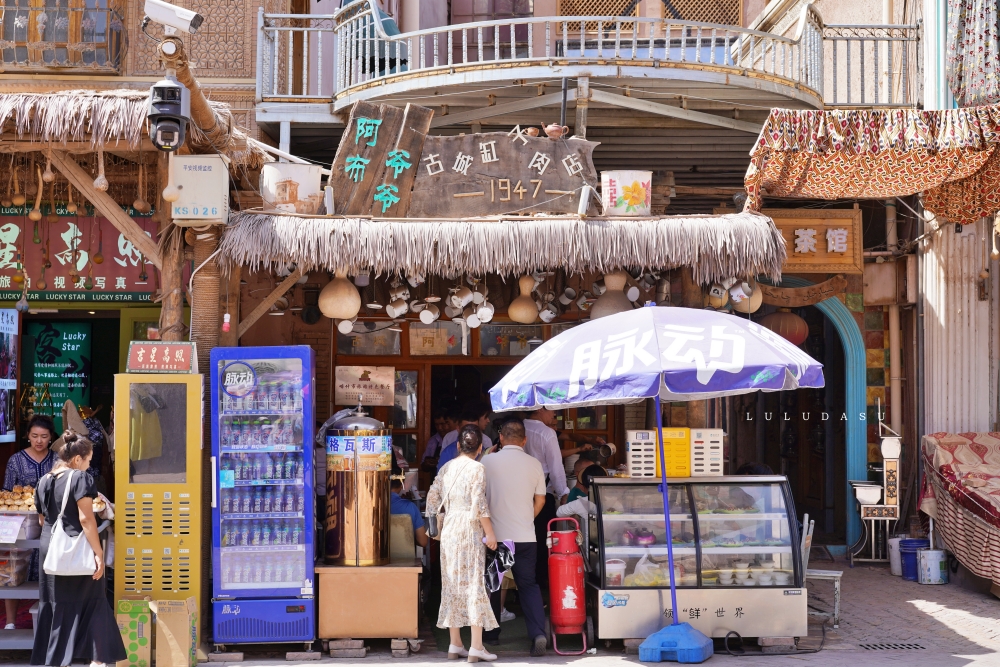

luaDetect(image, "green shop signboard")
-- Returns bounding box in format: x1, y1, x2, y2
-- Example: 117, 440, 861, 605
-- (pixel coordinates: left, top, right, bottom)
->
26, 322, 91, 433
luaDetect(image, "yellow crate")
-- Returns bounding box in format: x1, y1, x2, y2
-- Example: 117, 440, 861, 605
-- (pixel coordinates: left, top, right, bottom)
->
626, 428, 690, 478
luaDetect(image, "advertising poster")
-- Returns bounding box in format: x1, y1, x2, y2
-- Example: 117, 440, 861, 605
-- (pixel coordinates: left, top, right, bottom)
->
26, 321, 91, 433
0, 309, 17, 443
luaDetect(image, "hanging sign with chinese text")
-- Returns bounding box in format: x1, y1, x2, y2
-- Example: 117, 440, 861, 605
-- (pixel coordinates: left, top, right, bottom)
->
126, 341, 198, 373
716, 207, 863, 274
408, 130, 599, 217
0, 208, 158, 301
334, 365, 395, 406
26, 321, 90, 433
0, 309, 16, 443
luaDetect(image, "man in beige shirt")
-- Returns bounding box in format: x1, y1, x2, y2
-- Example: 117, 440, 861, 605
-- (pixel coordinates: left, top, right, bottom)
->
481, 420, 549, 656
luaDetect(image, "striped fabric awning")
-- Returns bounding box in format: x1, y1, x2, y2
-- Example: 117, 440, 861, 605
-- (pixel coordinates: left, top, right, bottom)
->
744, 106, 1000, 225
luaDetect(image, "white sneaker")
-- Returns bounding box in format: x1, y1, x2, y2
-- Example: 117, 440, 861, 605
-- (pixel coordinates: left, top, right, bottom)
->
500, 608, 516, 623
3, 623, 13, 630
468, 647, 497, 662
448, 644, 469, 659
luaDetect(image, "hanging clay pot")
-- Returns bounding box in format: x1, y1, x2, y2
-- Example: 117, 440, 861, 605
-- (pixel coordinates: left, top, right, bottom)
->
507, 275, 539, 324
318, 269, 362, 320
590, 271, 632, 319
28, 167, 44, 222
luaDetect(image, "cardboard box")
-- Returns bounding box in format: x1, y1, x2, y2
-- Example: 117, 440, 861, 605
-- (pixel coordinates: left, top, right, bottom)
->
116, 598, 152, 667
154, 597, 198, 667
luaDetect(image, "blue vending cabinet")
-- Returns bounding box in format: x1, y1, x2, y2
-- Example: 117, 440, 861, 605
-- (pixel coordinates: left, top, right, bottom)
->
210, 346, 316, 647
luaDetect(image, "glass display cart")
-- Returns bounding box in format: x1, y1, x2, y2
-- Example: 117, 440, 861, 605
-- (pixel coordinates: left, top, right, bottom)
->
587, 476, 806, 640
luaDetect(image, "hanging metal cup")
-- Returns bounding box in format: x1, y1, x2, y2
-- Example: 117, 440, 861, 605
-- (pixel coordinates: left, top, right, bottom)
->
419, 304, 440, 324
626, 285, 641, 302
464, 306, 482, 328
539, 303, 558, 323
559, 287, 577, 305
385, 299, 409, 318
592, 279, 606, 296
728, 281, 755, 304
444, 304, 462, 319
472, 285, 489, 305
410, 300, 427, 313
336, 317, 357, 334
451, 286, 474, 308
476, 300, 495, 323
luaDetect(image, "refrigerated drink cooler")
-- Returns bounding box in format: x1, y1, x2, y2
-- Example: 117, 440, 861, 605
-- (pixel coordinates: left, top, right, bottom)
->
210, 346, 316, 648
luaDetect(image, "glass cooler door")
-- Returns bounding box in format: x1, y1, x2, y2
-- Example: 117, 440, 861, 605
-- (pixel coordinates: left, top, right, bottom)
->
595, 482, 699, 588
692, 481, 798, 588
214, 355, 310, 597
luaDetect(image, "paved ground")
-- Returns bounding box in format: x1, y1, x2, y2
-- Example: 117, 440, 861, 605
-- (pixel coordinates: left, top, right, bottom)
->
2, 560, 998, 665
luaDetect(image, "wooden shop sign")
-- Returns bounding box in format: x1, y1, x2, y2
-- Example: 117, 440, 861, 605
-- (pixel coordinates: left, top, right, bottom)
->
717, 207, 863, 274
759, 275, 847, 307
329, 102, 599, 217
126, 341, 198, 373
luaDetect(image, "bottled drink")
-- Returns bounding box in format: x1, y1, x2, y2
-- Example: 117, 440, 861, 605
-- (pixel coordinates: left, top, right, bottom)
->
296, 489, 306, 514
251, 520, 262, 546
241, 556, 252, 583
262, 487, 274, 513
292, 558, 304, 583
273, 557, 285, 583
251, 454, 263, 481
222, 558, 232, 583
293, 453, 304, 480
278, 380, 291, 412
252, 487, 263, 513
253, 558, 264, 583
240, 488, 252, 514
268, 379, 281, 412
272, 453, 284, 480
239, 520, 251, 547
291, 521, 302, 545
284, 557, 296, 583
261, 520, 272, 546
276, 519, 289, 545
283, 488, 295, 513
233, 454, 244, 481
263, 555, 274, 583
263, 453, 274, 480
284, 453, 296, 481
221, 488, 231, 515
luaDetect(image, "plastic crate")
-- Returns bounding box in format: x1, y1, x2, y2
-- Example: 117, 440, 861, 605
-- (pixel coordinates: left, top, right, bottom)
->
626, 429, 690, 478
0, 548, 31, 587
690, 429, 724, 476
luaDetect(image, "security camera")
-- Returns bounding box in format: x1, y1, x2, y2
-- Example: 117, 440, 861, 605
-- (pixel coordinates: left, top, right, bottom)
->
148, 75, 190, 152
144, 0, 204, 35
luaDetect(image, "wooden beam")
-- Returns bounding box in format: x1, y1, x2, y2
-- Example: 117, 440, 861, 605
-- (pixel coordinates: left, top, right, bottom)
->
429, 90, 576, 128
0, 140, 156, 154
237, 268, 303, 339
588, 89, 763, 134
49, 150, 162, 269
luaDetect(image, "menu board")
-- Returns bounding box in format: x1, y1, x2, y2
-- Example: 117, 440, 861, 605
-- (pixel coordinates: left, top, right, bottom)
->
25, 321, 91, 433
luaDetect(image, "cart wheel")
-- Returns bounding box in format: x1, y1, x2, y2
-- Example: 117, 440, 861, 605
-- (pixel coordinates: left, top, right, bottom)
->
586, 616, 595, 649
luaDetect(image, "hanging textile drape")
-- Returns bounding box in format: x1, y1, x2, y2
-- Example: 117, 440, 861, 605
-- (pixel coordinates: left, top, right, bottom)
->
947, 0, 1000, 107
743, 106, 1000, 224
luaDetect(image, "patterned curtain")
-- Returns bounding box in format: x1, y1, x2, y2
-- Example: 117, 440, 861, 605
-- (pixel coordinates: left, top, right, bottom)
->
947, 0, 1000, 107
743, 106, 1000, 224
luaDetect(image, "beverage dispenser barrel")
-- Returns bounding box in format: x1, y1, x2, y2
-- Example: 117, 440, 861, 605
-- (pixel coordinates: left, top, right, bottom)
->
324, 406, 392, 566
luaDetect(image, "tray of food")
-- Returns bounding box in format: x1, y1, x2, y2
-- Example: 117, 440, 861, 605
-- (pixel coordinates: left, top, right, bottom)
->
0, 486, 36, 513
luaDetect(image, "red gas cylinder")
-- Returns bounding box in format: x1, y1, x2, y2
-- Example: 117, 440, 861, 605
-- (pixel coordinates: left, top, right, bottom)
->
546, 518, 588, 655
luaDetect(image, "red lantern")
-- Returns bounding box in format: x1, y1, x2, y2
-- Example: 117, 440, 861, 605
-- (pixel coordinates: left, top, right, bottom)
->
760, 308, 809, 346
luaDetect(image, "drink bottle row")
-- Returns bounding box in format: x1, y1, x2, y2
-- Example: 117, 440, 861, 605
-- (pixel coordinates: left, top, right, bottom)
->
221, 517, 306, 547
222, 377, 302, 414
221, 485, 307, 515
221, 552, 306, 586
221, 452, 304, 482
220, 417, 300, 449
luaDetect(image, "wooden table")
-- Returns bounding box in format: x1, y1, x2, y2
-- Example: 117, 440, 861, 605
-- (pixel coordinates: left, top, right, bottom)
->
315, 558, 422, 639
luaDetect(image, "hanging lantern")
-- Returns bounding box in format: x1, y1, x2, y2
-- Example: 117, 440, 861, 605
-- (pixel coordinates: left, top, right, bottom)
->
319, 269, 362, 320
760, 308, 809, 346
590, 271, 632, 319
507, 275, 539, 324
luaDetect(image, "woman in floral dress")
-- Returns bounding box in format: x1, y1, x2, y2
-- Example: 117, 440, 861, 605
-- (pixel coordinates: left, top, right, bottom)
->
426, 425, 499, 662
2, 415, 56, 630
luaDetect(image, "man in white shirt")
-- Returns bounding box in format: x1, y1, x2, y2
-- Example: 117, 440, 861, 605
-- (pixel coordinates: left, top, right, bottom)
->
481, 420, 548, 656
524, 408, 568, 587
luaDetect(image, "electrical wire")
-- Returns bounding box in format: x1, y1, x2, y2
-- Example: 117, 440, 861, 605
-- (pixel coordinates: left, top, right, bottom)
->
724, 622, 826, 656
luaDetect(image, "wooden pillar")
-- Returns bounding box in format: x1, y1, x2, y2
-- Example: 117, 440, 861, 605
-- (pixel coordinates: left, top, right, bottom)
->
679, 266, 706, 428
155, 152, 186, 341
575, 77, 589, 139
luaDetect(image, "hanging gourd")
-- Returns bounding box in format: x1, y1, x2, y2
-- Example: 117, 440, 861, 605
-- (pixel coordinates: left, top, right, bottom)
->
507, 275, 539, 324
92, 224, 104, 265
42, 154, 54, 183
66, 182, 78, 214
46, 181, 59, 224
133, 162, 151, 214
93, 148, 109, 192
28, 167, 44, 222
590, 271, 632, 319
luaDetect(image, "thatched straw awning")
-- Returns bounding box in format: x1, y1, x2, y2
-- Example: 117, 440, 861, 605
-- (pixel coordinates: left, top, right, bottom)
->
221, 211, 787, 283
0, 90, 271, 169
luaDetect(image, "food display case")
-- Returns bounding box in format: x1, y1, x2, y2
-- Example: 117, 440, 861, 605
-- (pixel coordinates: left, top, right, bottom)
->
588, 476, 806, 640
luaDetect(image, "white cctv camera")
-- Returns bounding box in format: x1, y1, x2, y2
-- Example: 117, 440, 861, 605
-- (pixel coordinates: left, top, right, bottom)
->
144, 0, 204, 35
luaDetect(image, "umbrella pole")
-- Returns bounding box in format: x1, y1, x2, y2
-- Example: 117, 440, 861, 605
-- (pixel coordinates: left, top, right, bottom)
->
655, 394, 679, 625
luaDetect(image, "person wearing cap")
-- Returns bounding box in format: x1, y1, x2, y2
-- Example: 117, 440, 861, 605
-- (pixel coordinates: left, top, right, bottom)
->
523, 407, 569, 588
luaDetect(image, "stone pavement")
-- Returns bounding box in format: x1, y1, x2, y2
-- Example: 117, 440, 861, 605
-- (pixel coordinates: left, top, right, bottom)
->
1, 561, 997, 666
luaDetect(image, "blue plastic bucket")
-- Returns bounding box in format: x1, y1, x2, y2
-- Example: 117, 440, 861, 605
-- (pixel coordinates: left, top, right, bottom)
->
899, 538, 929, 581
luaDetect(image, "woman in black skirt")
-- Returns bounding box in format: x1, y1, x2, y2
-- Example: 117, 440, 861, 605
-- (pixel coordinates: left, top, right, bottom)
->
31, 431, 126, 667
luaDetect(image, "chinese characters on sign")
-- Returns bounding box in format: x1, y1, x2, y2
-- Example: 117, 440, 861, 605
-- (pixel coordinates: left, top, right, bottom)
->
126, 342, 198, 373
326, 433, 392, 472
715, 207, 864, 274
0, 309, 16, 443
334, 365, 395, 406
0, 212, 160, 301
26, 321, 91, 433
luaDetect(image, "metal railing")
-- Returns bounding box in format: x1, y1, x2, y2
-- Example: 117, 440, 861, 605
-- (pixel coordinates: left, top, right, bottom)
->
258, 2, 824, 106
0, 6, 126, 73
256, 2, 921, 109
823, 23, 921, 107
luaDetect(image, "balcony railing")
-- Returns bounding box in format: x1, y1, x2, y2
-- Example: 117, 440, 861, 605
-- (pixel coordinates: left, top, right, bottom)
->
256, 2, 921, 110
823, 23, 921, 107
0, 6, 126, 73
